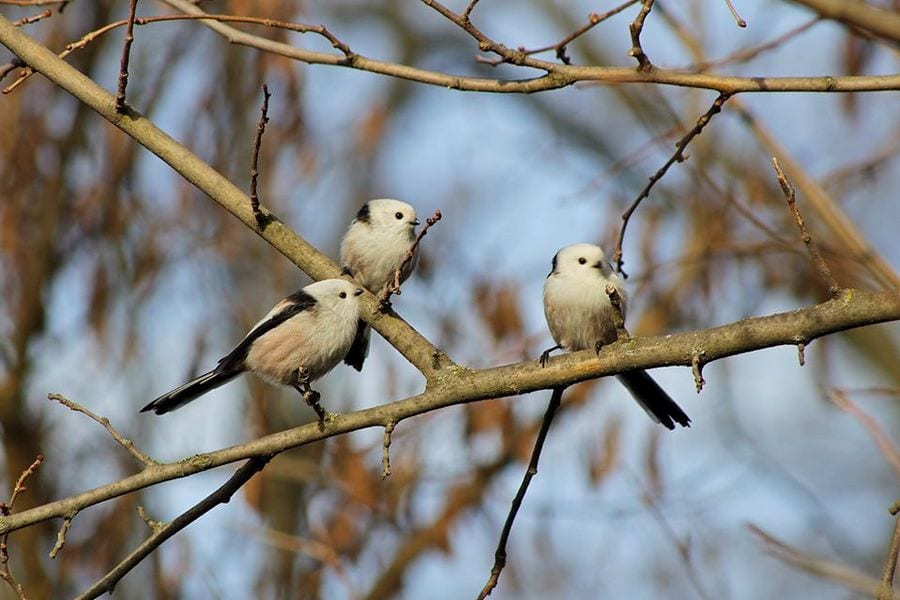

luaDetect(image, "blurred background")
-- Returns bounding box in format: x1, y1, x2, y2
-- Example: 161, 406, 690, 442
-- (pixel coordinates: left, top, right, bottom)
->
1, 0, 898, 598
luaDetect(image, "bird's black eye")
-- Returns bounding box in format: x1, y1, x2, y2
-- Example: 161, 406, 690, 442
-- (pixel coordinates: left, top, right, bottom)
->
395, 212, 403, 220
339, 292, 347, 299
578, 257, 587, 265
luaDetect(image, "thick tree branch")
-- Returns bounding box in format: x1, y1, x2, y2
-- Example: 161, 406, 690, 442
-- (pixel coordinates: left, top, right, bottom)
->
1, 288, 897, 536
0, 13, 451, 379
789, 0, 900, 45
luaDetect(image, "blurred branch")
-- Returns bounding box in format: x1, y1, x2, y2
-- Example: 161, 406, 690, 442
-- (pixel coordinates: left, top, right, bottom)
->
788, 0, 900, 45
748, 524, 893, 598
138, 1, 900, 94
76, 456, 271, 600
735, 100, 900, 291
1, 288, 898, 537
827, 389, 900, 477
477, 387, 563, 600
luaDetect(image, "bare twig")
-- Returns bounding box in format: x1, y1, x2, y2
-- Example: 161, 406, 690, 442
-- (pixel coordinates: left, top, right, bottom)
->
879, 516, 900, 600
772, 157, 842, 297
722, 0, 747, 28
461, 0, 481, 22
692, 18, 820, 72
115, 0, 139, 113
48, 516, 73, 559
796, 342, 806, 366
613, 92, 732, 275
48, 393, 156, 466
827, 389, 900, 477
378, 209, 442, 308
748, 524, 891, 597
381, 420, 396, 479
0, 454, 43, 600
628, 0, 656, 71
12, 9, 51, 27
477, 1, 639, 66
249, 84, 271, 228
477, 387, 563, 599
637, 474, 713, 600
75, 456, 272, 600
3, 11, 354, 94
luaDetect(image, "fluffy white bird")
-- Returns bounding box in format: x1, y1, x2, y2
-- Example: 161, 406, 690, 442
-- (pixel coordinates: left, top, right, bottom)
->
142, 278, 364, 417
340, 199, 419, 370
542, 243, 690, 430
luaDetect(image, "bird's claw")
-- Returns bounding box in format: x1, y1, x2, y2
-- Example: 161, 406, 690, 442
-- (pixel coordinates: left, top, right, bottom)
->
539, 350, 551, 368
594, 340, 604, 355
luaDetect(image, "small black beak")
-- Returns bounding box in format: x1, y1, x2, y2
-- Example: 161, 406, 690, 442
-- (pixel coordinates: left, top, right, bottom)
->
354, 288, 364, 297
593, 261, 604, 270
412, 218, 420, 226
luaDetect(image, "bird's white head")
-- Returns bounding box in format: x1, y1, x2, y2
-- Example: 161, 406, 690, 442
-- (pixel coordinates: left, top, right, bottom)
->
305, 279, 364, 312
548, 243, 614, 278
357, 199, 419, 234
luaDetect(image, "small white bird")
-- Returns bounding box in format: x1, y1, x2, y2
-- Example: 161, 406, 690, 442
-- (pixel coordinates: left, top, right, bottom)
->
142, 278, 364, 418
542, 243, 690, 430
340, 199, 420, 370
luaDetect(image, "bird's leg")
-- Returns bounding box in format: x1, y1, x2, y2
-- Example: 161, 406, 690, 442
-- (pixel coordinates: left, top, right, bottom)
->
594, 340, 605, 355
293, 367, 333, 427
340, 265, 353, 277
539, 345, 561, 368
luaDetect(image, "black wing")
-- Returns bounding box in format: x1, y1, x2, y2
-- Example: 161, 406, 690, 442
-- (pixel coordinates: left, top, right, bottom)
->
215, 289, 318, 374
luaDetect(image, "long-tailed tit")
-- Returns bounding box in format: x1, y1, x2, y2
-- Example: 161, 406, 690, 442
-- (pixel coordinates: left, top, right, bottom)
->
142, 278, 364, 418
339, 199, 419, 370
541, 243, 691, 430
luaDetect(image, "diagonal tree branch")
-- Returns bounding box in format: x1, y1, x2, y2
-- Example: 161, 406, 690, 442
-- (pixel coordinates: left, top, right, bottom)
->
0, 13, 452, 380
788, 0, 900, 45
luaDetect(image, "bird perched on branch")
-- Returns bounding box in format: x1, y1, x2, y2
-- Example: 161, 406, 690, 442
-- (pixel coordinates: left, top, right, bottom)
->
142, 278, 364, 421
340, 198, 420, 370
541, 243, 691, 430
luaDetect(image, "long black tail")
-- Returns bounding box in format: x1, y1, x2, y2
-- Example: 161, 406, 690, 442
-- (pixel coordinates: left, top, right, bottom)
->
616, 370, 691, 430
343, 319, 371, 371
141, 368, 241, 415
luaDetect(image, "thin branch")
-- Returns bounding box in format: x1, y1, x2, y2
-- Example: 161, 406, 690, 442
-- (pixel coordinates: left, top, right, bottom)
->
48, 516, 73, 559
879, 516, 900, 600
628, 0, 656, 71
378, 209, 442, 308
12, 9, 50, 27
3, 11, 355, 94
48, 393, 157, 466
75, 457, 271, 600
691, 17, 820, 72
772, 157, 842, 297
249, 84, 271, 228
115, 0, 139, 112
827, 389, 900, 477
789, 0, 900, 46
477, 1, 639, 66
0, 454, 43, 600
722, 0, 747, 28
748, 524, 891, 597
734, 100, 899, 291
477, 387, 563, 600
613, 92, 732, 276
